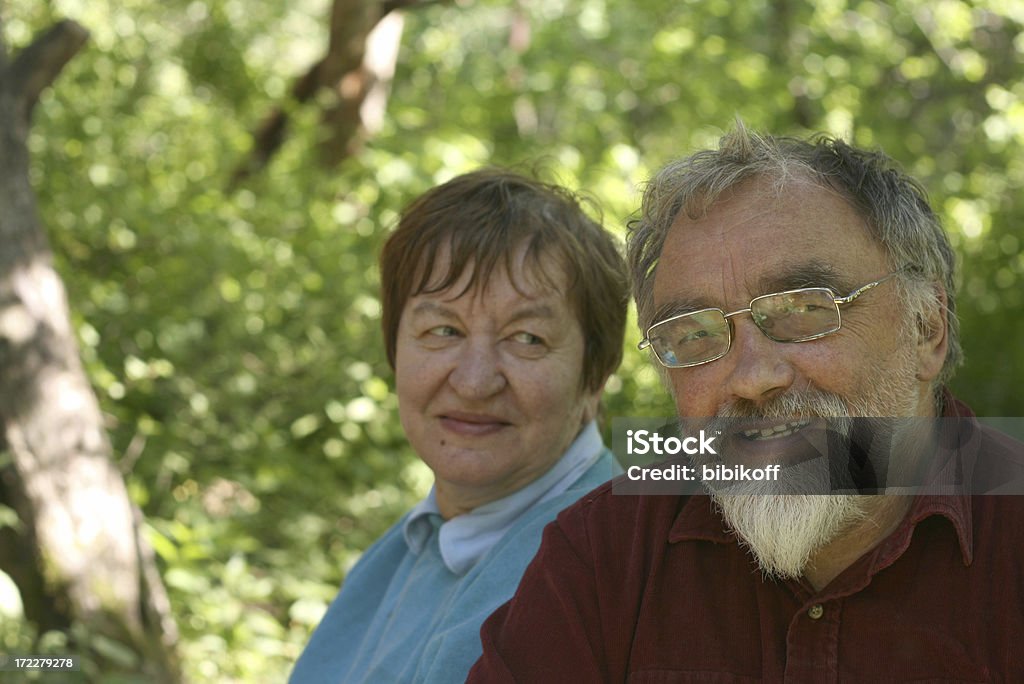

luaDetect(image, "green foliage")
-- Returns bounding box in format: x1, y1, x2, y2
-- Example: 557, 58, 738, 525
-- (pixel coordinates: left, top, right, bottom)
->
3, 0, 1023, 679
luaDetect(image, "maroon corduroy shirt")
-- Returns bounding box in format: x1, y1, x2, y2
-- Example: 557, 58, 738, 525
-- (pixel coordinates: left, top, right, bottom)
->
469, 397, 1024, 682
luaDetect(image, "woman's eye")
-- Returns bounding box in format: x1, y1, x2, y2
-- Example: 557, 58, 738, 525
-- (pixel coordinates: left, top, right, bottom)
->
512, 332, 543, 345
427, 325, 459, 337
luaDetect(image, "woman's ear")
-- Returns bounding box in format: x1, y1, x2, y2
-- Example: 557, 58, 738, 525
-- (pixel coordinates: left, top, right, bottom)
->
580, 387, 604, 425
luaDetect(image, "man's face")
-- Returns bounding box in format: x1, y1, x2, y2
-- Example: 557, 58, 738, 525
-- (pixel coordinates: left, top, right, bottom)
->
650, 177, 936, 578
652, 177, 934, 422
395, 247, 600, 518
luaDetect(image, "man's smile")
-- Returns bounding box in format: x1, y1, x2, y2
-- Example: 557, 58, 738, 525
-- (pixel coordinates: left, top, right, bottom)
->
739, 419, 811, 441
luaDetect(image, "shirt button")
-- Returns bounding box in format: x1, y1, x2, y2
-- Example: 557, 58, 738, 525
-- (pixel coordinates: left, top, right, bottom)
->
807, 604, 824, 620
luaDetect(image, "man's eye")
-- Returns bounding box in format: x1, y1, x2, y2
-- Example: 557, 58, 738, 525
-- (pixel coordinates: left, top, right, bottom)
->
682, 329, 711, 342
511, 332, 543, 345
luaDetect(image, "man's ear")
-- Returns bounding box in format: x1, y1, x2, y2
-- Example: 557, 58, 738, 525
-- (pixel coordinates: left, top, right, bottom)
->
916, 285, 948, 382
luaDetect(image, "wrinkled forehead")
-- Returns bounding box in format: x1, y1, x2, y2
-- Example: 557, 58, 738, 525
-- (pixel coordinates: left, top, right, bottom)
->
653, 177, 888, 309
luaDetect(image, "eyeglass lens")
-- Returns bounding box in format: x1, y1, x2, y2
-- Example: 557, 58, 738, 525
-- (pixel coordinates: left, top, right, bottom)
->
750, 288, 839, 341
650, 289, 841, 367
649, 309, 730, 366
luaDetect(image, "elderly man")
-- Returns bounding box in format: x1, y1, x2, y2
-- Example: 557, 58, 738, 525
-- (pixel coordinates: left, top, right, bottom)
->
469, 127, 1024, 681
290, 169, 627, 682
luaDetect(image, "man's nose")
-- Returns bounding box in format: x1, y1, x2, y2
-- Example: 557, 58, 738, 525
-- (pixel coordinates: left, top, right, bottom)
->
721, 316, 796, 404
448, 341, 506, 399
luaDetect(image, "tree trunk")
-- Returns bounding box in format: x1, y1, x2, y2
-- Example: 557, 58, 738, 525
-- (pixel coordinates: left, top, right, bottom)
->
0, 18, 180, 682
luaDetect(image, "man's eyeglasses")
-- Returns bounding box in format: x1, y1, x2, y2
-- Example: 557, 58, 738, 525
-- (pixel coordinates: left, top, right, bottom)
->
638, 271, 907, 368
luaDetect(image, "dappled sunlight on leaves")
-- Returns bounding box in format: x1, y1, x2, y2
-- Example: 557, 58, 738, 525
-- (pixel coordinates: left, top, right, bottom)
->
4, 0, 1023, 678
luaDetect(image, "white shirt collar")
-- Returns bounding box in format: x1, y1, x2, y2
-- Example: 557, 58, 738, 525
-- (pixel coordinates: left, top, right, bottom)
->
402, 420, 604, 575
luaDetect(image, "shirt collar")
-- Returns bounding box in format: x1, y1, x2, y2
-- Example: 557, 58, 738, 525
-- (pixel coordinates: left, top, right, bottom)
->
402, 420, 605, 575
885, 493, 972, 566
403, 489, 443, 556
668, 495, 732, 545
908, 389, 975, 566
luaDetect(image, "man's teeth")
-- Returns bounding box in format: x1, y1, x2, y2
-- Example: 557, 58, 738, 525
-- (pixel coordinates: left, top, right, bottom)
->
741, 420, 810, 440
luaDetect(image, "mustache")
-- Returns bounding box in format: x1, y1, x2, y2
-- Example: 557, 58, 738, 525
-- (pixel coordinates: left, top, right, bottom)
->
720, 391, 849, 419
701, 391, 852, 435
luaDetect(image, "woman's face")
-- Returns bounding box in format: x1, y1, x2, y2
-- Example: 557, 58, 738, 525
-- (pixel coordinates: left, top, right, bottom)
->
394, 248, 601, 518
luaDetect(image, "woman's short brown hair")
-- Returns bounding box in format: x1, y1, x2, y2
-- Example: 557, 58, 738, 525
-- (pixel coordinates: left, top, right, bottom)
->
380, 168, 628, 393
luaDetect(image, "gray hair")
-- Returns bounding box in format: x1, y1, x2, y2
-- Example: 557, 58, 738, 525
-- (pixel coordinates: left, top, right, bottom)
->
627, 122, 962, 385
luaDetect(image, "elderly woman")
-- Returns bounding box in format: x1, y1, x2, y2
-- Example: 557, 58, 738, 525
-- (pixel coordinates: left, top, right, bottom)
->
290, 169, 628, 682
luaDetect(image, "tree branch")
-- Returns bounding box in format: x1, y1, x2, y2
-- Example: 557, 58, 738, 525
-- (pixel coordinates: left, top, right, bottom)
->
231, 0, 456, 186
229, 57, 328, 187
10, 20, 89, 122
769, 0, 813, 129
382, 0, 451, 13
0, 16, 10, 72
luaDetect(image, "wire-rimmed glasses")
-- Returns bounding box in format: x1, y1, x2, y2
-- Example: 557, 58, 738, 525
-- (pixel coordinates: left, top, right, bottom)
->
638, 271, 906, 368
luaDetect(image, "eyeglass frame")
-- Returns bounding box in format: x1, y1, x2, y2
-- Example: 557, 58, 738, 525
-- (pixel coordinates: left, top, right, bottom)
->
638, 269, 910, 368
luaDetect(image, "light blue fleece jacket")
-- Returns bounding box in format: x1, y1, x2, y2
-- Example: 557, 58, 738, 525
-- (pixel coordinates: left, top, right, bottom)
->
290, 422, 618, 683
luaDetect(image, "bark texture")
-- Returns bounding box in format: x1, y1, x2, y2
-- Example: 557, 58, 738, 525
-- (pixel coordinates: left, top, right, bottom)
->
0, 18, 180, 682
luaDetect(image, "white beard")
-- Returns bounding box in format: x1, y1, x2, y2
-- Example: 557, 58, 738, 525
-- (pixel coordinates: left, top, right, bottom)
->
713, 493, 866, 579
700, 336, 922, 580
